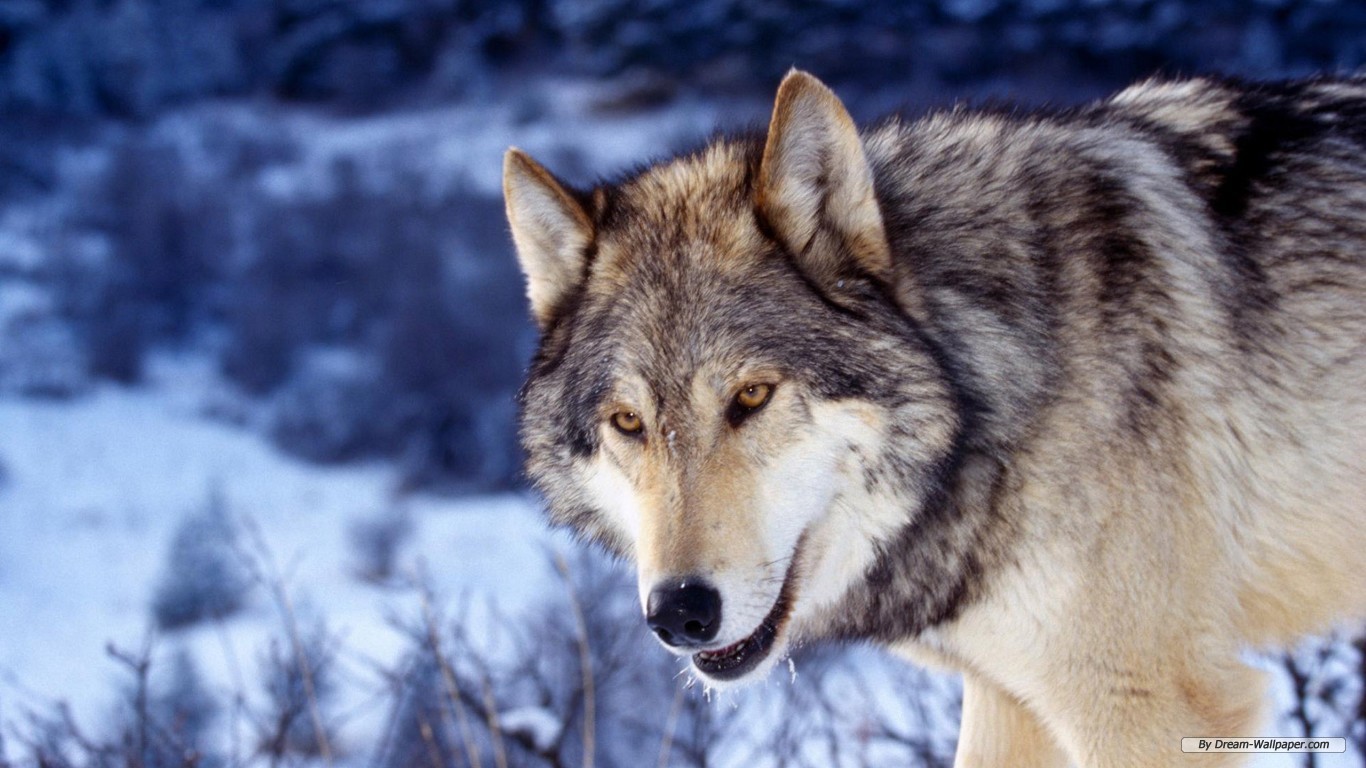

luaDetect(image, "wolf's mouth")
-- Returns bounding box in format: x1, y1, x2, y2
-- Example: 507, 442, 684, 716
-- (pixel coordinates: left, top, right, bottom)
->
691, 545, 802, 681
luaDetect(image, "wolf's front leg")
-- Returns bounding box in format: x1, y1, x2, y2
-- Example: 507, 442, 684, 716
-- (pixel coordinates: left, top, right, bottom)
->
1043, 656, 1269, 768
955, 673, 1070, 768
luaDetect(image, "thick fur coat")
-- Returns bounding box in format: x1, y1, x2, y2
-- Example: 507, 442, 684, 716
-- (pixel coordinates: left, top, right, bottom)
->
504, 71, 1366, 767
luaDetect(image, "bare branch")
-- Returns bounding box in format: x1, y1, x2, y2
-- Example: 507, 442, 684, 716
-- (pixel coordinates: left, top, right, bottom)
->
554, 552, 596, 768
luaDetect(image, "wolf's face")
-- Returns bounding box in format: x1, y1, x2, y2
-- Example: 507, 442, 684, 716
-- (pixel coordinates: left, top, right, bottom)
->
506, 72, 960, 685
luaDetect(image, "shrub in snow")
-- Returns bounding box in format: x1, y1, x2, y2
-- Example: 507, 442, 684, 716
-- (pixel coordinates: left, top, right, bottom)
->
111, 647, 223, 768
363, 549, 968, 768
347, 502, 413, 585
52, 135, 239, 387
151, 649, 219, 762
152, 488, 251, 630
97, 641, 227, 768
0, 113, 63, 199
269, 348, 387, 463
375, 195, 531, 490
84, 138, 222, 343
258, 624, 337, 760
83, 282, 147, 385
7, 0, 1366, 123
392, 402, 493, 492
0, 283, 89, 398
218, 284, 296, 396
374, 646, 465, 768
234, 162, 531, 489
8, 705, 76, 766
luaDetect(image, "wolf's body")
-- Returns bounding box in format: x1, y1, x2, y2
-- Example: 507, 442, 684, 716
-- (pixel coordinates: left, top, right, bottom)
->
503, 72, 1366, 767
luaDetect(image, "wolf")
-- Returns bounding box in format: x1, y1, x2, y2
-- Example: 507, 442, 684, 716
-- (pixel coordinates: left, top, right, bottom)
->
502, 70, 1366, 767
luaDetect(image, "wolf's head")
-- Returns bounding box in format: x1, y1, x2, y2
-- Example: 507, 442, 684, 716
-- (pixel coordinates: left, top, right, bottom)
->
504, 71, 962, 685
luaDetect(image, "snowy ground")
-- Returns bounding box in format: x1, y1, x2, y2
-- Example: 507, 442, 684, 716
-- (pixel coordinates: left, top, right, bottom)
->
0, 354, 570, 760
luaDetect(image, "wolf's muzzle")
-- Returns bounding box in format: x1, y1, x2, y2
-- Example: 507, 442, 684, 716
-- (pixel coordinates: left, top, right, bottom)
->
646, 580, 722, 648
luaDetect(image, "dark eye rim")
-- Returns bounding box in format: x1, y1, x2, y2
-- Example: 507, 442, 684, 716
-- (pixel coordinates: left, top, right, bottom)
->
727, 383, 774, 427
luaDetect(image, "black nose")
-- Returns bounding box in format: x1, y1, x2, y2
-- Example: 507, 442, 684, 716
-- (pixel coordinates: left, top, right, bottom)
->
646, 581, 722, 648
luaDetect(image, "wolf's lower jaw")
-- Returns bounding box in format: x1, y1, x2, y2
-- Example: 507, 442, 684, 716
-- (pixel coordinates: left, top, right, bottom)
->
690, 543, 804, 683
691, 595, 788, 681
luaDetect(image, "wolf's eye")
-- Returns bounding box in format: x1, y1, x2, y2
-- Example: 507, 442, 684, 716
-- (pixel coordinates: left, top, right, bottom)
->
736, 384, 772, 409
728, 383, 773, 426
611, 410, 644, 436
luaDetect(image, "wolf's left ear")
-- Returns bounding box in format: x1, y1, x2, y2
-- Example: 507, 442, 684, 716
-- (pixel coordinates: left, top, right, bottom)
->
504, 148, 595, 329
757, 70, 891, 286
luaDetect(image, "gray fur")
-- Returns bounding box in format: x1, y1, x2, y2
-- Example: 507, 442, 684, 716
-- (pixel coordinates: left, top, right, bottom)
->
509, 73, 1366, 766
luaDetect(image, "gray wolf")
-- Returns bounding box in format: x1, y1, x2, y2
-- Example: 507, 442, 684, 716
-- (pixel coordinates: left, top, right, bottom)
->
502, 70, 1366, 767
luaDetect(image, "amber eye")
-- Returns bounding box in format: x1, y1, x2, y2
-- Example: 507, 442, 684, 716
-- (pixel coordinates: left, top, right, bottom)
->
611, 410, 644, 436
736, 383, 772, 410
728, 383, 773, 426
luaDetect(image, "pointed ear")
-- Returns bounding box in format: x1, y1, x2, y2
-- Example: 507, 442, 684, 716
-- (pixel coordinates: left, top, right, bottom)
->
503, 148, 594, 328
757, 70, 891, 285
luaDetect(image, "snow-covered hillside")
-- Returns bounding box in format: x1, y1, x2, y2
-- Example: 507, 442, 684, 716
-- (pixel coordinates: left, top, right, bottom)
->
0, 354, 566, 760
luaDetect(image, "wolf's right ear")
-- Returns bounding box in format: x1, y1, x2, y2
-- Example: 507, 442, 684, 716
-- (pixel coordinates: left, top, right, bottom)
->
504, 148, 594, 329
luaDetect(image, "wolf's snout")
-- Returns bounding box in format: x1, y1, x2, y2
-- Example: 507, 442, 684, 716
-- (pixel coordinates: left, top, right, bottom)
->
646, 581, 722, 648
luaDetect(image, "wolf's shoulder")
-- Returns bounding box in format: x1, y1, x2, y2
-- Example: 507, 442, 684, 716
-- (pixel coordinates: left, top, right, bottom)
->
865, 73, 1366, 154
862, 74, 1366, 221
1105, 74, 1366, 220
1104, 74, 1366, 149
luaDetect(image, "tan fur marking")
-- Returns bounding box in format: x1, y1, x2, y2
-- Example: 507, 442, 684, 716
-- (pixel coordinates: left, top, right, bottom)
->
587, 142, 766, 296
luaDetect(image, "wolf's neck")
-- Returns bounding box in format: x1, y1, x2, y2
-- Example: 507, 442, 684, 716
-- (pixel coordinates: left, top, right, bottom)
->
864, 125, 1071, 453
884, 250, 1060, 456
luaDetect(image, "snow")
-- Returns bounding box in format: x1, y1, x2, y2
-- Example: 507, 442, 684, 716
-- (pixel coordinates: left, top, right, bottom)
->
498, 705, 562, 753
0, 353, 566, 755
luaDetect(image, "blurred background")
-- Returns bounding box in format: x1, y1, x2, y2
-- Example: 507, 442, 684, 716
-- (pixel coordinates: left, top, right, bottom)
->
0, 1, 1363, 766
